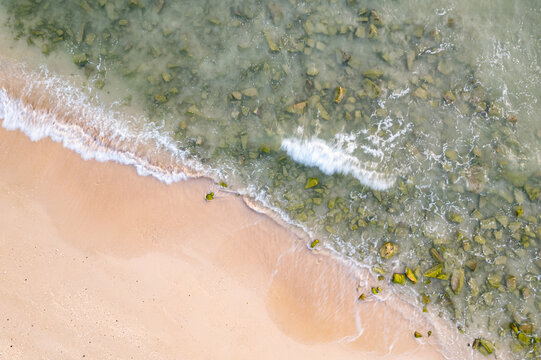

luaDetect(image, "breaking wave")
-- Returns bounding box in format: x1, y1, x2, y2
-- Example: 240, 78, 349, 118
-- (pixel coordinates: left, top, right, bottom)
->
0, 60, 195, 184
281, 137, 396, 191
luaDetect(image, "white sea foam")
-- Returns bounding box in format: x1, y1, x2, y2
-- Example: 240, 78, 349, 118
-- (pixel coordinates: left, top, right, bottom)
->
280, 137, 396, 191
0, 62, 213, 184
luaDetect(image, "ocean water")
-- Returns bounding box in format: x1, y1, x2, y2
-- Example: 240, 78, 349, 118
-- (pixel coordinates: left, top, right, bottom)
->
0, 0, 540, 358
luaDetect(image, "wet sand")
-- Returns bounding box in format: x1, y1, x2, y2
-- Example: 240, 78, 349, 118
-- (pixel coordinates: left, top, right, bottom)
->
0, 125, 459, 359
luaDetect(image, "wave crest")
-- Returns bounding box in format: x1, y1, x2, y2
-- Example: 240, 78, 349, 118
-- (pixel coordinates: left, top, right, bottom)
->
280, 137, 396, 191
0, 59, 193, 183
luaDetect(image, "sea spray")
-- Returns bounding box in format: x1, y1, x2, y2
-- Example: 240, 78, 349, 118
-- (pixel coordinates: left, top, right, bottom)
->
281, 137, 396, 191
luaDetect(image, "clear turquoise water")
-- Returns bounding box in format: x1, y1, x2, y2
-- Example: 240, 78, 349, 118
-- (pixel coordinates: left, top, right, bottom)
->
0, 0, 540, 358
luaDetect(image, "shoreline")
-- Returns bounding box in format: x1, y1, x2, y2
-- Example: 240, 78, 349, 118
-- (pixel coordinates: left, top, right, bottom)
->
0, 55, 487, 359
0, 124, 460, 359
0, 0, 535, 354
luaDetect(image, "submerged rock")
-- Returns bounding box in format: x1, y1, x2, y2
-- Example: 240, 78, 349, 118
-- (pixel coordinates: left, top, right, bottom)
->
242, 87, 259, 98
466, 166, 487, 193
370, 10, 383, 27
507, 114, 518, 123
354, 26, 365, 38
306, 64, 319, 76
412, 87, 429, 100
519, 324, 534, 334
154, 93, 167, 104
153, 0, 165, 13
363, 79, 381, 98
444, 149, 458, 161
267, 2, 283, 25
406, 51, 415, 71
430, 248, 443, 263
305, 177, 319, 189
443, 91, 456, 104
448, 211, 463, 224
230, 91, 242, 101
423, 263, 443, 278
286, 101, 307, 114
362, 69, 383, 80
480, 218, 497, 230
315, 103, 331, 120
334, 86, 346, 103
502, 169, 527, 187
487, 273, 502, 288
451, 269, 464, 294
73, 53, 88, 67
367, 24, 378, 38
524, 184, 540, 201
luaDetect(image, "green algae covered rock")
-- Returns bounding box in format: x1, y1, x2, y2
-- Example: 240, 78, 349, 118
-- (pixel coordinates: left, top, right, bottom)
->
448, 211, 463, 224
392, 273, 406, 285
310, 239, 319, 248
334, 86, 346, 103
154, 93, 167, 104
305, 177, 319, 189
473, 338, 494, 355
518, 333, 532, 345
423, 263, 443, 278
367, 23, 378, 38
487, 273, 502, 288
379, 242, 398, 259
205, 192, 214, 201
363, 79, 381, 98
443, 91, 456, 103
362, 69, 383, 80
524, 184, 540, 201
430, 248, 443, 263
444, 149, 458, 161
406, 267, 418, 284
264, 30, 279, 52
73, 53, 88, 67
465, 259, 478, 271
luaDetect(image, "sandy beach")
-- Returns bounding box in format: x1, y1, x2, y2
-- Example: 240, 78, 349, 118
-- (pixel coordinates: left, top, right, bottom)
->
0, 125, 457, 359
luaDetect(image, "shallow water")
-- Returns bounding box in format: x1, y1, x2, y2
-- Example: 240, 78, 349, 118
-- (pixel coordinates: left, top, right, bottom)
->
0, 0, 540, 358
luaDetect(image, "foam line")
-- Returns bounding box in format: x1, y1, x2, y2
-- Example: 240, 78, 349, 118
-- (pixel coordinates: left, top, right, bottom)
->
0, 61, 199, 184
